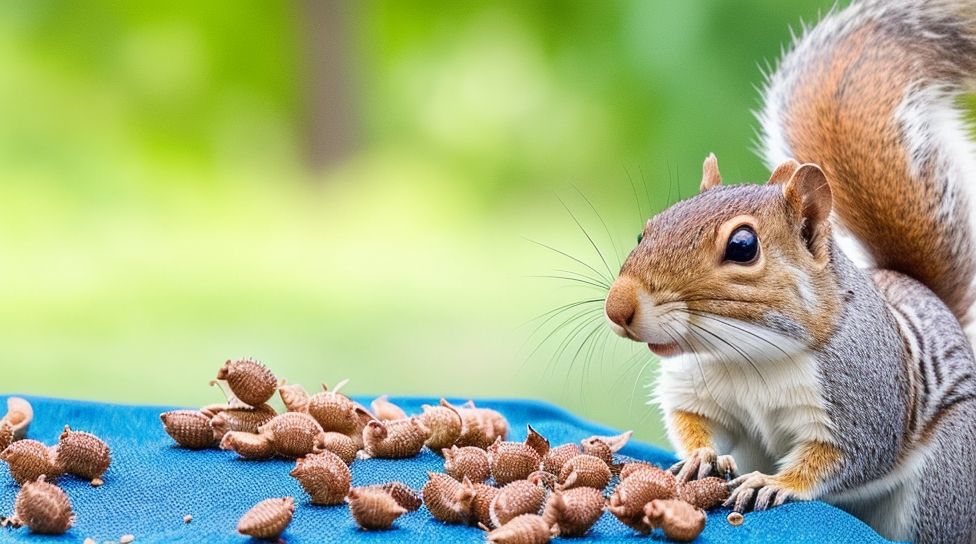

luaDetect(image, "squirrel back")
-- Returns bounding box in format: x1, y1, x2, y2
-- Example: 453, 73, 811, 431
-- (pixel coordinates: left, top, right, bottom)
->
759, 0, 976, 333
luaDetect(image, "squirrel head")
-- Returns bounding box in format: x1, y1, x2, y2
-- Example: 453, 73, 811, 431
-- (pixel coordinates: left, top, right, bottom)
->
605, 155, 840, 356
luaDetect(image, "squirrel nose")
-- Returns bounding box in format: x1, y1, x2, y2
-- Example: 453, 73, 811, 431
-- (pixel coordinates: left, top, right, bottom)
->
605, 276, 640, 330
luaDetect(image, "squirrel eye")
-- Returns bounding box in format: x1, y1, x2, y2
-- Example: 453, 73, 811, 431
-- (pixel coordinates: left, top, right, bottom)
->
724, 226, 759, 264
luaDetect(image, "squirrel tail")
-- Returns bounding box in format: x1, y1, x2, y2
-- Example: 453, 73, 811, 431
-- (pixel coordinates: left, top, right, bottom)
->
759, 0, 976, 334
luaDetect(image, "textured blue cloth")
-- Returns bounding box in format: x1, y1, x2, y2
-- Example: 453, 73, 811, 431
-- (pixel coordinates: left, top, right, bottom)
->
0, 395, 895, 543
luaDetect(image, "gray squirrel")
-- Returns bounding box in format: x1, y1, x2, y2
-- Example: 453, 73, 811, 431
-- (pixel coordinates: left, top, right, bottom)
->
603, 1, 976, 542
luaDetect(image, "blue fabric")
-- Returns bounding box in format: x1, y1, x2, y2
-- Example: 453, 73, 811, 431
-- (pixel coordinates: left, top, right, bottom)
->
0, 395, 895, 543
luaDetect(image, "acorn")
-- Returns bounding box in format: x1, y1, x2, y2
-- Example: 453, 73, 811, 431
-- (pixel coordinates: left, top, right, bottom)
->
0, 421, 13, 453
541, 443, 581, 475
420, 400, 463, 452
489, 440, 542, 485
422, 472, 477, 525
456, 402, 508, 449
307, 382, 359, 435
527, 470, 558, 491
3, 397, 33, 441
362, 418, 430, 459
210, 404, 277, 440
347, 402, 375, 449
160, 410, 215, 450
259, 412, 323, 458
583, 430, 632, 454
199, 403, 231, 419
558, 454, 610, 490
524, 425, 550, 458
216, 358, 278, 407
472, 483, 500, 528
290, 451, 351, 505
443, 445, 491, 483
608, 467, 677, 533
370, 395, 408, 421
643, 499, 706, 542
14, 476, 73, 534
618, 461, 660, 481
579, 437, 613, 465
367, 481, 422, 512
542, 487, 604, 537
278, 383, 310, 413
678, 476, 730, 510
316, 431, 358, 465
347, 487, 407, 530
1, 439, 61, 484
490, 480, 546, 528
237, 497, 294, 540
486, 514, 554, 544
56, 426, 111, 481
219, 431, 275, 460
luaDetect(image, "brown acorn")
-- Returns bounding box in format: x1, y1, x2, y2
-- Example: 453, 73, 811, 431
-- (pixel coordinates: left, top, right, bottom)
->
583, 430, 632, 454
14, 476, 73, 534
643, 499, 706, 542
489, 440, 542, 485
316, 432, 358, 465
421, 472, 477, 525
370, 395, 407, 421
366, 481, 422, 512
607, 467, 677, 533
307, 382, 359, 435
347, 402, 375, 449
219, 431, 275, 460
1, 439, 61, 484
237, 497, 294, 540
259, 412, 324, 458
347, 487, 407, 530
558, 454, 611, 490
579, 437, 613, 465
541, 443, 581, 475
420, 400, 463, 452
56, 426, 111, 480
362, 418, 430, 459
542, 487, 604, 537
3, 397, 33, 440
526, 470, 558, 491
524, 425, 550, 458
210, 404, 277, 440
216, 358, 278, 407
678, 476, 730, 510
489, 480, 545, 528
0, 421, 13, 453
290, 451, 351, 505
472, 483, 500, 528
486, 513, 554, 544
278, 383, 310, 413
455, 402, 508, 449
618, 461, 659, 481
160, 410, 215, 450
199, 403, 231, 419
443, 446, 490, 483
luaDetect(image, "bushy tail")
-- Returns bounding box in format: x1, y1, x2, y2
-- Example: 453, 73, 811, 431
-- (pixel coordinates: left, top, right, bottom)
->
759, 0, 976, 333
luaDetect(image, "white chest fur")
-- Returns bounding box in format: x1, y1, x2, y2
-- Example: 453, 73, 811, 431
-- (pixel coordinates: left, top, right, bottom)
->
653, 318, 836, 466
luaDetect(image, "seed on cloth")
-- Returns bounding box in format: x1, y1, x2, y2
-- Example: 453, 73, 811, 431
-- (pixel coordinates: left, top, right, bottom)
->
119, 534, 135, 543
290, 451, 351, 505
541, 443, 581, 475
259, 412, 323, 459
583, 430, 632, 453
366, 481, 422, 512
727, 511, 744, 526
455, 402, 508, 449
315, 432, 358, 465
14, 476, 73, 534
56, 426, 112, 481
526, 470, 558, 491
579, 437, 613, 465
642, 499, 706, 542
485, 513, 554, 544
183, 515, 193, 523
542, 487, 604, 537
558, 454, 610, 490
160, 410, 215, 450
210, 404, 277, 440
237, 497, 294, 540
420, 400, 463, 452
618, 461, 660, 481
489, 480, 546, 528
1, 439, 62, 484
422, 472, 478, 525
678, 476, 730, 510
370, 395, 407, 421
216, 358, 278, 407
472, 483, 500, 528
0, 422, 13, 453
347, 487, 407, 530
443, 445, 491, 483
524, 425, 550, 458
608, 466, 677, 533
362, 418, 430, 459
307, 382, 360, 435
278, 383, 310, 413
489, 440, 541, 485
2, 397, 33, 441
219, 431, 275, 460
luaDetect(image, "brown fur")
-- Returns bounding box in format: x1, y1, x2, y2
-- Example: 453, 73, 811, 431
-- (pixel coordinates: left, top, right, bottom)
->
669, 410, 713, 452
775, 442, 842, 494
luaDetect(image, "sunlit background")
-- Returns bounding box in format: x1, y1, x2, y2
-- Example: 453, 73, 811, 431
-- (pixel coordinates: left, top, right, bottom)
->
2, 0, 837, 446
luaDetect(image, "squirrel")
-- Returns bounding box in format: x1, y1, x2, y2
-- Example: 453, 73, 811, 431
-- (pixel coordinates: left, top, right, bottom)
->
603, 1, 976, 542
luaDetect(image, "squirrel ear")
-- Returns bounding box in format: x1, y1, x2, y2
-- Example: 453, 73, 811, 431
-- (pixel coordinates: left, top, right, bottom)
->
699, 153, 722, 192
782, 163, 832, 260
767, 158, 801, 185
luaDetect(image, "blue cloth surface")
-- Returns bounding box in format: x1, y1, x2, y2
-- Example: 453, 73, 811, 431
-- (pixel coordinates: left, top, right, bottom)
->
0, 395, 895, 543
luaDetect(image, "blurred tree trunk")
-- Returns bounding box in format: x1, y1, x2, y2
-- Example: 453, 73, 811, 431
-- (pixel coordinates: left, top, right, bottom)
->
299, 0, 358, 172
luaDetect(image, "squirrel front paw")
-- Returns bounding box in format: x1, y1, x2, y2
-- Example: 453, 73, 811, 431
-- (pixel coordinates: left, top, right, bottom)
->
669, 447, 738, 482
724, 472, 796, 512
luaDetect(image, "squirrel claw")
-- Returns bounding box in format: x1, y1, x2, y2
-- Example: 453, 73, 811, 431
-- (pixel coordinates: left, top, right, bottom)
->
670, 448, 738, 483
725, 472, 794, 512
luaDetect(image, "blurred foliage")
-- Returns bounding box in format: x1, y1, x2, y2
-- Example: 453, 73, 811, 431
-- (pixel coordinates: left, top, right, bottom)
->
2, 0, 840, 445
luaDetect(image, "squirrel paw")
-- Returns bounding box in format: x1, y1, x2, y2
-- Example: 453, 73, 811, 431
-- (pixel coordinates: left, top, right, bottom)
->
724, 472, 794, 512
669, 447, 738, 483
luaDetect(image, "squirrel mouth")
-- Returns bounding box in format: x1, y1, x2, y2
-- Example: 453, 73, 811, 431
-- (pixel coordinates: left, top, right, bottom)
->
648, 342, 682, 357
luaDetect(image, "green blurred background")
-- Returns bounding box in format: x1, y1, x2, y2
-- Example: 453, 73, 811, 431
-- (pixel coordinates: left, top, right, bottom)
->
1, 0, 838, 446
